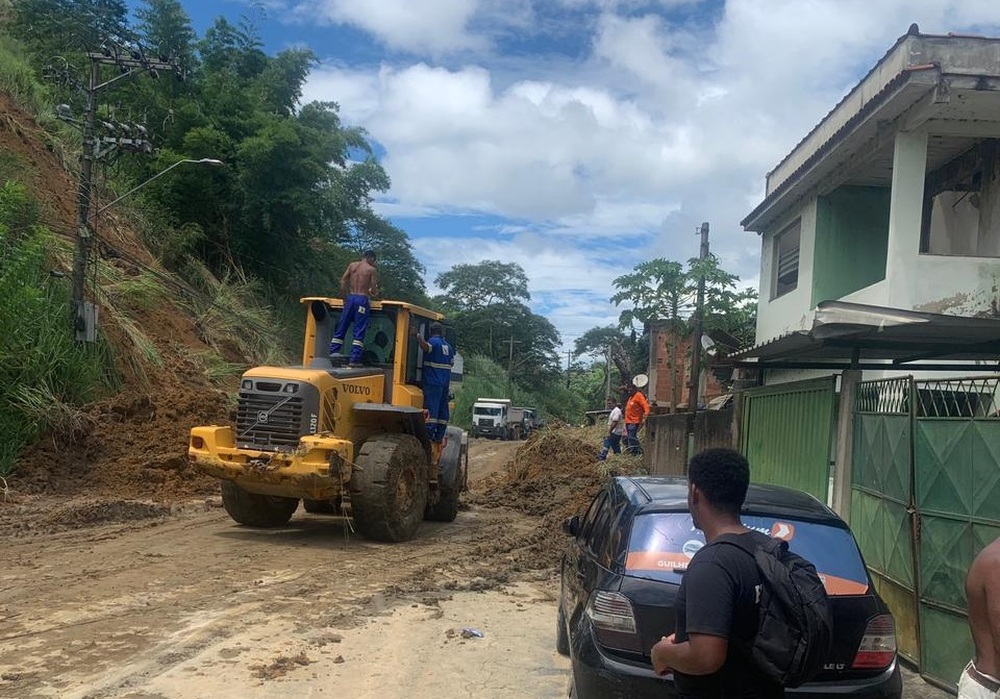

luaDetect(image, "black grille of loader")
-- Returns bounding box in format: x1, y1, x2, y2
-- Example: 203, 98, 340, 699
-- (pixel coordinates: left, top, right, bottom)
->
236, 388, 305, 450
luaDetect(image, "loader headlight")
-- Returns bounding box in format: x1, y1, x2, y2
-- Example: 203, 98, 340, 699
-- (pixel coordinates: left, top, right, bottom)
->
283, 383, 299, 394
241, 379, 252, 390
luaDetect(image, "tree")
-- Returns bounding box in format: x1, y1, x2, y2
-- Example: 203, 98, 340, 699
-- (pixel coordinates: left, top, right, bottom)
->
136, 0, 195, 67
611, 255, 757, 407
611, 255, 756, 348
435, 260, 529, 312
434, 261, 561, 392
8, 1, 433, 358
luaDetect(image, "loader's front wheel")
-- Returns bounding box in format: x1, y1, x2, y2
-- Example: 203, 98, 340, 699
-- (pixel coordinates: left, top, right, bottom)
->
220, 481, 299, 527
350, 434, 429, 542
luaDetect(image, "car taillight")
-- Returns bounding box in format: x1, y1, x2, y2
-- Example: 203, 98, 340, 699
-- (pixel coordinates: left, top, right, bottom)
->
586, 591, 636, 634
852, 615, 896, 669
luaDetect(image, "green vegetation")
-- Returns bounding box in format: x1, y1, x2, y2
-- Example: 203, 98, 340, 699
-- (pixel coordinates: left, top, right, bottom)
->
0, 1, 755, 474
0, 182, 115, 475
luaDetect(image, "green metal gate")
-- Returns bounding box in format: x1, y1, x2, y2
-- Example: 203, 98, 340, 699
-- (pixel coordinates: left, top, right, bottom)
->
740, 377, 836, 501
851, 376, 1000, 691
913, 377, 1000, 689
850, 377, 918, 663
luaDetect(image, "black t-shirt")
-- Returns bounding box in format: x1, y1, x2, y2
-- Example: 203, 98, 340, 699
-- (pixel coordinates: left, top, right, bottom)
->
673, 531, 784, 699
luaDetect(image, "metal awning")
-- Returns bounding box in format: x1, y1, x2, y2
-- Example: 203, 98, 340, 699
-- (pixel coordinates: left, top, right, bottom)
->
725, 301, 1000, 371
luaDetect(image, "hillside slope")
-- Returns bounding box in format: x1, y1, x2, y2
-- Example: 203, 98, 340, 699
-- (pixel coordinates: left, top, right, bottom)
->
2, 93, 237, 499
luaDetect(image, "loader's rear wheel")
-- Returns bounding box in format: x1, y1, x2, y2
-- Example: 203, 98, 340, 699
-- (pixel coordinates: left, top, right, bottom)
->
350, 434, 428, 542
220, 481, 299, 527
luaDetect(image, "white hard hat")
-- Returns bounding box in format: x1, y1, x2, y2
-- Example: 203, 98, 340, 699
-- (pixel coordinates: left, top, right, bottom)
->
632, 374, 649, 388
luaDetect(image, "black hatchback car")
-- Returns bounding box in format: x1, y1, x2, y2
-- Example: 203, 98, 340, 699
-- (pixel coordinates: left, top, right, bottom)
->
558, 476, 902, 699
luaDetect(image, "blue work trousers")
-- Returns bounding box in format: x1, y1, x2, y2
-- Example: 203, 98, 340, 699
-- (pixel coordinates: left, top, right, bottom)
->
599, 433, 622, 460
329, 294, 370, 363
424, 383, 450, 443
625, 423, 643, 456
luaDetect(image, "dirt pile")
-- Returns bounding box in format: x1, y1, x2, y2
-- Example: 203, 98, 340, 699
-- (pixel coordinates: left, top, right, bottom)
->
1, 94, 240, 501
470, 425, 646, 572
16, 381, 230, 499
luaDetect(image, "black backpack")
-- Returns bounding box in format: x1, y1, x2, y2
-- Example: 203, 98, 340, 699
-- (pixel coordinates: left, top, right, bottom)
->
717, 534, 834, 688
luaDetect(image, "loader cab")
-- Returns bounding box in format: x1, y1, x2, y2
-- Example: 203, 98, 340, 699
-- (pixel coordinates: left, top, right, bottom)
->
299, 297, 454, 409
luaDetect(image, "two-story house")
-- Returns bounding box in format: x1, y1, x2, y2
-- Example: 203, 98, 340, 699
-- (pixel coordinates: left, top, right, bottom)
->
730, 26, 1000, 689
744, 25, 1000, 366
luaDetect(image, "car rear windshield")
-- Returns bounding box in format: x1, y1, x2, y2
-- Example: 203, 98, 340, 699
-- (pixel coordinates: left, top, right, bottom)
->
626, 513, 869, 596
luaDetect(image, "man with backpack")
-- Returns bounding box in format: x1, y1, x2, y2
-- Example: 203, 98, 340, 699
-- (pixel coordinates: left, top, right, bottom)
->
651, 448, 831, 698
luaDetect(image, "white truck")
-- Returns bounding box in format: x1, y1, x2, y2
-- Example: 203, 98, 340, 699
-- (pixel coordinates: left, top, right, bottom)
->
472, 400, 539, 440
471, 398, 513, 439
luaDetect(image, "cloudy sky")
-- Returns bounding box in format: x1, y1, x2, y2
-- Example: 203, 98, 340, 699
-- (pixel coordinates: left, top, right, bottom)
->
165, 0, 1000, 354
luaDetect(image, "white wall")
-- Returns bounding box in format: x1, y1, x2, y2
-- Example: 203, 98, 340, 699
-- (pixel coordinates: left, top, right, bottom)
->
755, 200, 818, 345
755, 131, 1000, 388
885, 132, 1000, 316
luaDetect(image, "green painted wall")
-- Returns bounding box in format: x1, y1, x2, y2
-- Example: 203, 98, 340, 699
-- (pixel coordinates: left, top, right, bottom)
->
812, 186, 890, 307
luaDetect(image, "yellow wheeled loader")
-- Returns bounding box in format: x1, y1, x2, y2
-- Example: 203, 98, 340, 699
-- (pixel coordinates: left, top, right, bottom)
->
188, 298, 468, 542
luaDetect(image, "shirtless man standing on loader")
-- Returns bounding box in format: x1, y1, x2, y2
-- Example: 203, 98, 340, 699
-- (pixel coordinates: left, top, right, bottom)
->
961, 536, 1000, 699
329, 250, 379, 367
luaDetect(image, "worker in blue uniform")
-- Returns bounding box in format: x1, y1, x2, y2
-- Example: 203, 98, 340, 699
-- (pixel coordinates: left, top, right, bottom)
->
415, 322, 454, 447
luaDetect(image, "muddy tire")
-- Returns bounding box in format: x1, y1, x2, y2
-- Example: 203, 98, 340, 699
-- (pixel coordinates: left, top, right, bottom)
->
426, 428, 465, 523
302, 499, 338, 514
426, 481, 460, 522
220, 481, 298, 527
350, 434, 429, 542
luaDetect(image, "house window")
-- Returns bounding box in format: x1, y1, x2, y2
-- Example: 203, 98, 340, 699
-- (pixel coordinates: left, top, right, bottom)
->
772, 219, 800, 298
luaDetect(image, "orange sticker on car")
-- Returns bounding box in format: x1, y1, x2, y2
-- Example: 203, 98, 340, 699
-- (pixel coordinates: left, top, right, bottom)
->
820, 573, 869, 596
626, 551, 690, 572
770, 522, 795, 541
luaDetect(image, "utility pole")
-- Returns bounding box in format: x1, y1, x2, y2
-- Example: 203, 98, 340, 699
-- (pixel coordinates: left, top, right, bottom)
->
505, 336, 520, 396
70, 58, 100, 340
605, 345, 612, 404
688, 222, 710, 413
49, 43, 182, 341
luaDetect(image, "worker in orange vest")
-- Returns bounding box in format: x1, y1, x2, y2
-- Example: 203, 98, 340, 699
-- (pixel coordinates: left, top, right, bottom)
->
624, 377, 650, 456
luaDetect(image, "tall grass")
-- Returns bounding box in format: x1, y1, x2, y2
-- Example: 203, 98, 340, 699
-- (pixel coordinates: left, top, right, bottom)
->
0, 182, 115, 475
181, 258, 289, 367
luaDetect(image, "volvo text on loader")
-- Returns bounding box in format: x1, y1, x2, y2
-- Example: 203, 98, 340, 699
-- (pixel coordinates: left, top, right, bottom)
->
188, 298, 468, 543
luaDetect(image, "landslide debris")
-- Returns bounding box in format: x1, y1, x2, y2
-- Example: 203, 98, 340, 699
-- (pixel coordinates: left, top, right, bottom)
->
468, 425, 647, 575
0, 94, 239, 502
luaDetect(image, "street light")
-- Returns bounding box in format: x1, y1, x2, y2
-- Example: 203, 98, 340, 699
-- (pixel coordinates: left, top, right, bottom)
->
72, 157, 224, 341
91, 158, 224, 220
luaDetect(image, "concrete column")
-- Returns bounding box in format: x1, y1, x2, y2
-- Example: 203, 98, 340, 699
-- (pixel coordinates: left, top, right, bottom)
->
886, 130, 928, 307
831, 369, 862, 521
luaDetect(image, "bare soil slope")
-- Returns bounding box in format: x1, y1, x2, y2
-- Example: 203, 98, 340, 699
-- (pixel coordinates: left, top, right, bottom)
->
2, 94, 234, 500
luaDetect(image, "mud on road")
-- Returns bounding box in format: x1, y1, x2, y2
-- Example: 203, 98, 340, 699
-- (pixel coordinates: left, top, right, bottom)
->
0, 438, 582, 699
0, 431, 945, 699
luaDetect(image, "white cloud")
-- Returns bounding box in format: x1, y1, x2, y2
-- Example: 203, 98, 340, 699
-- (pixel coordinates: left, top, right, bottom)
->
295, 0, 483, 54
411, 231, 626, 350
300, 0, 1000, 345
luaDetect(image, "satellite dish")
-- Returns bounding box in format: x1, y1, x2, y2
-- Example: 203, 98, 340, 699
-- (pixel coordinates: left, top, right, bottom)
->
632, 374, 649, 389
